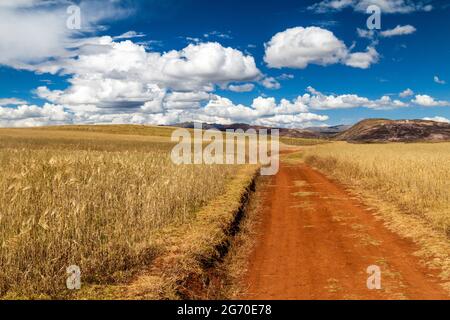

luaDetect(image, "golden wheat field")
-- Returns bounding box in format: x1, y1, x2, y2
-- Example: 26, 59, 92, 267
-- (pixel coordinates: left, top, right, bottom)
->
304, 142, 450, 235
0, 126, 248, 299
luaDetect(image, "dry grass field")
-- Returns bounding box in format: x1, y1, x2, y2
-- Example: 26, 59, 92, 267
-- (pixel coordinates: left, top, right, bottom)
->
0, 126, 255, 299
304, 142, 450, 235
280, 137, 328, 146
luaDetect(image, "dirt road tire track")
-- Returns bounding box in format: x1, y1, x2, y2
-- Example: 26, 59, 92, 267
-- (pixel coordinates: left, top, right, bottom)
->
242, 159, 449, 300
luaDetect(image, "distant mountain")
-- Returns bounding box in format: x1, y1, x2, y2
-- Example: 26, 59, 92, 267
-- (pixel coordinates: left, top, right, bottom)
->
169, 122, 324, 138
305, 125, 351, 136
170, 120, 450, 142
336, 119, 450, 142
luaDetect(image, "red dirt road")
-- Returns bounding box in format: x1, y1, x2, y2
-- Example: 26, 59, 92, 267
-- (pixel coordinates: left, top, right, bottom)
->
242, 159, 449, 300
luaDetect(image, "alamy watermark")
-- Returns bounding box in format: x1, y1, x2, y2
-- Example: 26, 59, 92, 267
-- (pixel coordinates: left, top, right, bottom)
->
366, 5, 382, 30
66, 265, 81, 290
367, 265, 382, 290
66, 5, 81, 30
171, 124, 280, 176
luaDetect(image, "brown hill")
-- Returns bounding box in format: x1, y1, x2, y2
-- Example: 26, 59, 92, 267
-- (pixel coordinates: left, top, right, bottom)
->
337, 119, 450, 142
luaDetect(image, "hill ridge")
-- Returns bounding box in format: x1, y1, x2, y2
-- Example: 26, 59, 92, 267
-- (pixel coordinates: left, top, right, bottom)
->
337, 119, 450, 142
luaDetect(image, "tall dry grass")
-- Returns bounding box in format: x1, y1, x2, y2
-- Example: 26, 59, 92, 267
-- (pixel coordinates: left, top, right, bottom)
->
304, 142, 450, 235
0, 132, 238, 298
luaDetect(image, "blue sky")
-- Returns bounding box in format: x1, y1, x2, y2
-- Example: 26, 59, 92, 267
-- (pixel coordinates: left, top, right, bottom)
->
0, 0, 449, 127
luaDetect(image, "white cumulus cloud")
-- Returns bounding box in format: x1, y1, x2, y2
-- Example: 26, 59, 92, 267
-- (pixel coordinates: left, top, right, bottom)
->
228, 83, 255, 92
345, 47, 379, 69
0, 0, 131, 70
261, 77, 281, 90
202, 95, 327, 128
380, 25, 417, 37
0, 98, 28, 106
399, 88, 414, 98
302, 87, 408, 110
264, 27, 378, 69
35, 38, 261, 113
412, 95, 450, 107
0, 103, 72, 127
